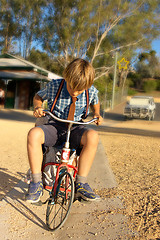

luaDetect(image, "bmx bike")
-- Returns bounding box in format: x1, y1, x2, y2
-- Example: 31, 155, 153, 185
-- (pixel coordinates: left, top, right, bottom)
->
40, 110, 98, 231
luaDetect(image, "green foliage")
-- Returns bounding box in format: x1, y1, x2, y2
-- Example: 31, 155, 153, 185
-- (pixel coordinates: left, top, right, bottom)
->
38, 0, 160, 77
27, 49, 63, 75
156, 80, 160, 91
0, 0, 160, 94
127, 72, 142, 89
93, 75, 113, 102
0, 0, 20, 52
127, 78, 134, 88
142, 79, 157, 93
127, 88, 137, 96
0, 0, 47, 57
136, 50, 159, 78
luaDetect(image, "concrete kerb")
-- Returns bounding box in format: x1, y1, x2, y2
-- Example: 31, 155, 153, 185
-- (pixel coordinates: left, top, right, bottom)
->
88, 140, 117, 189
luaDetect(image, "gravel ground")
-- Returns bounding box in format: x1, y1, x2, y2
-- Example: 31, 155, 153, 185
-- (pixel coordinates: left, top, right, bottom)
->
0, 108, 160, 239
98, 120, 160, 239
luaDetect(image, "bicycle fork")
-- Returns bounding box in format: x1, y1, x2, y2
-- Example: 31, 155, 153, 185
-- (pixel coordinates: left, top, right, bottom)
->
61, 122, 73, 162
53, 123, 73, 197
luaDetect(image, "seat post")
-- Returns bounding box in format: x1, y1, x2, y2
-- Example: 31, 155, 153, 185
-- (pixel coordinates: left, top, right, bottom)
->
64, 123, 73, 148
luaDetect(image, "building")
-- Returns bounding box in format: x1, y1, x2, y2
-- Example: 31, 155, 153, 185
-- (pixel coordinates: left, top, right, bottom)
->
0, 53, 61, 110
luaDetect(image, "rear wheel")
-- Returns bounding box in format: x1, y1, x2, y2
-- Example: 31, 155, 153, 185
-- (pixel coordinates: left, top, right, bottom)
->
46, 172, 74, 231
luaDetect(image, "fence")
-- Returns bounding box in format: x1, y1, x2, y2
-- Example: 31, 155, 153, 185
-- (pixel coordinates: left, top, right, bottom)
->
101, 86, 128, 115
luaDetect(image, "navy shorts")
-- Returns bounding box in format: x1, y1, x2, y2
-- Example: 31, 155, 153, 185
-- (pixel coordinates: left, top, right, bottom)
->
38, 120, 88, 150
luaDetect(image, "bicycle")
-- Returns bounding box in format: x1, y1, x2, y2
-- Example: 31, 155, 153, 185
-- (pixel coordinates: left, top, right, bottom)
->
39, 110, 98, 231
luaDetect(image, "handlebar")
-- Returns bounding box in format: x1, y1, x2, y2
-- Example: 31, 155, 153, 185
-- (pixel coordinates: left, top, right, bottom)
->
43, 110, 98, 125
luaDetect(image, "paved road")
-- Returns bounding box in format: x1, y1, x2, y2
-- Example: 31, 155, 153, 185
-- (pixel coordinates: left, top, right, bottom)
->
155, 103, 160, 121
0, 102, 159, 123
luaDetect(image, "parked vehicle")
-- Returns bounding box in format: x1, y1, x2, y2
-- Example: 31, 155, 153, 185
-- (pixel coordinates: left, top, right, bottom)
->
124, 96, 156, 120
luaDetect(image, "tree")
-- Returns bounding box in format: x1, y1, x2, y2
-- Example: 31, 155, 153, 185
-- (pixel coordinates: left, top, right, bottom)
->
38, 0, 160, 80
0, 0, 20, 52
0, 0, 47, 58
14, 0, 47, 58
136, 50, 159, 78
27, 48, 62, 74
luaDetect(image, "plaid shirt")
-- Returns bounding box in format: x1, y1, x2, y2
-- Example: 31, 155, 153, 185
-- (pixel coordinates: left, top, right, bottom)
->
37, 78, 99, 121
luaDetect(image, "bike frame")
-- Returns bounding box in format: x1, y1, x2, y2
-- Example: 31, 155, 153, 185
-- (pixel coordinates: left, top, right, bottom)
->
42, 110, 98, 200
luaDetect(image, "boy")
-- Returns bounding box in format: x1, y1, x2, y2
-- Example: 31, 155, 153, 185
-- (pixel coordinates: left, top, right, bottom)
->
26, 58, 103, 203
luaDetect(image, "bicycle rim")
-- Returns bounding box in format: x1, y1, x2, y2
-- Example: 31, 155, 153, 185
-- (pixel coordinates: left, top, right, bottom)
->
46, 171, 74, 231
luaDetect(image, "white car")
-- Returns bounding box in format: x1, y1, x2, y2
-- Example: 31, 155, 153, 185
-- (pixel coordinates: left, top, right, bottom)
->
124, 96, 156, 120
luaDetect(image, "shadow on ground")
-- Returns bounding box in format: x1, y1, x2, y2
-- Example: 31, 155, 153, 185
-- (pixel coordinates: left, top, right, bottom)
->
89, 124, 160, 139
102, 111, 125, 121
0, 168, 25, 201
0, 168, 47, 230
0, 109, 35, 122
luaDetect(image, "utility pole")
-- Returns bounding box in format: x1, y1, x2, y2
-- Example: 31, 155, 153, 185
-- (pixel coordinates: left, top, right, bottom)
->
103, 85, 107, 119
111, 51, 118, 109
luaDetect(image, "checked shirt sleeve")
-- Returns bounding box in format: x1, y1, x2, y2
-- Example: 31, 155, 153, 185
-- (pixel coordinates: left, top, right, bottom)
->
37, 85, 47, 100
90, 86, 99, 106
37, 81, 53, 100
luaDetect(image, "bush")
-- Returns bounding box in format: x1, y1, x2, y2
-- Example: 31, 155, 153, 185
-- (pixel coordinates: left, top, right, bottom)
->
127, 72, 142, 89
94, 76, 112, 102
156, 80, 160, 91
142, 80, 157, 93
128, 88, 137, 96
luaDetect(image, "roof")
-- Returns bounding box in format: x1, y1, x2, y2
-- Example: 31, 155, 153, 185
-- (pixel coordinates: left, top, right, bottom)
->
0, 53, 62, 81
0, 70, 50, 81
0, 58, 28, 67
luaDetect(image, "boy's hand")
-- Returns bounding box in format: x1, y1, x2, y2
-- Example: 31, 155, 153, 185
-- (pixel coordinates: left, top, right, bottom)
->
33, 107, 45, 118
93, 114, 103, 125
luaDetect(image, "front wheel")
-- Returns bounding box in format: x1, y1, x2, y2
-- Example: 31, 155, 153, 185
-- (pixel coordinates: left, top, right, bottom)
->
46, 171, 74, 231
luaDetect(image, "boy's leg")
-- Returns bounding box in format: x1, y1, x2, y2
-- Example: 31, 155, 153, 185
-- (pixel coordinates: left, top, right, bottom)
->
25, 127, 45, 203
75, 129, 100, 201
78, 129, 99, 177
26, 123, 60, 203
27, 127, 45, 174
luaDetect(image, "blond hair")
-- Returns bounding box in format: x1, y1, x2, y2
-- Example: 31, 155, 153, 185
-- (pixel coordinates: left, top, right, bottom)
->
63, 58, 95, 91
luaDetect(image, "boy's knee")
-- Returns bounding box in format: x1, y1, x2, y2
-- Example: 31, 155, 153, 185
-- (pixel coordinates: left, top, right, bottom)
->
27, 127, 44, 144
84, 129, 99, 146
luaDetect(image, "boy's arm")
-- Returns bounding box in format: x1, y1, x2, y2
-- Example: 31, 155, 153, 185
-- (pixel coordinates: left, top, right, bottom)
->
33, 94, 43, 108
91, 101, 103, 125
33, 94, 45, 118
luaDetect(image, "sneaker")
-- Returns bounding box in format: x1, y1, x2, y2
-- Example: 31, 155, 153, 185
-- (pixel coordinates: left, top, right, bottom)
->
75, 182, 100, 201
25, 181, 43, 203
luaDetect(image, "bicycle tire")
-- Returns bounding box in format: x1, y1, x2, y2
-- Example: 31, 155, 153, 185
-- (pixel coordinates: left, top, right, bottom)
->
46, 171, 74, 231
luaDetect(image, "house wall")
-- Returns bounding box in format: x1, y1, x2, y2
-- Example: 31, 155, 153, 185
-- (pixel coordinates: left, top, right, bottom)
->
1, 79, 41, 110
18, 81, 30, 109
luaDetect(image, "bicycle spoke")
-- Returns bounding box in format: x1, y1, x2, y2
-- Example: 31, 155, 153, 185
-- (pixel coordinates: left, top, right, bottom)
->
49, 204, 61, 227
46, 172, 74, 231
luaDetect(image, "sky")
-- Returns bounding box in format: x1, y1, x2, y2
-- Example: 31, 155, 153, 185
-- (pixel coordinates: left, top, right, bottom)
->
152, 38, 160, 57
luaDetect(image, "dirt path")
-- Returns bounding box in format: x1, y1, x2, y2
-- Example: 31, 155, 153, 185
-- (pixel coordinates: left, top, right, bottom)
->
0, 109, 160, 239
0, 114, 34, 200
